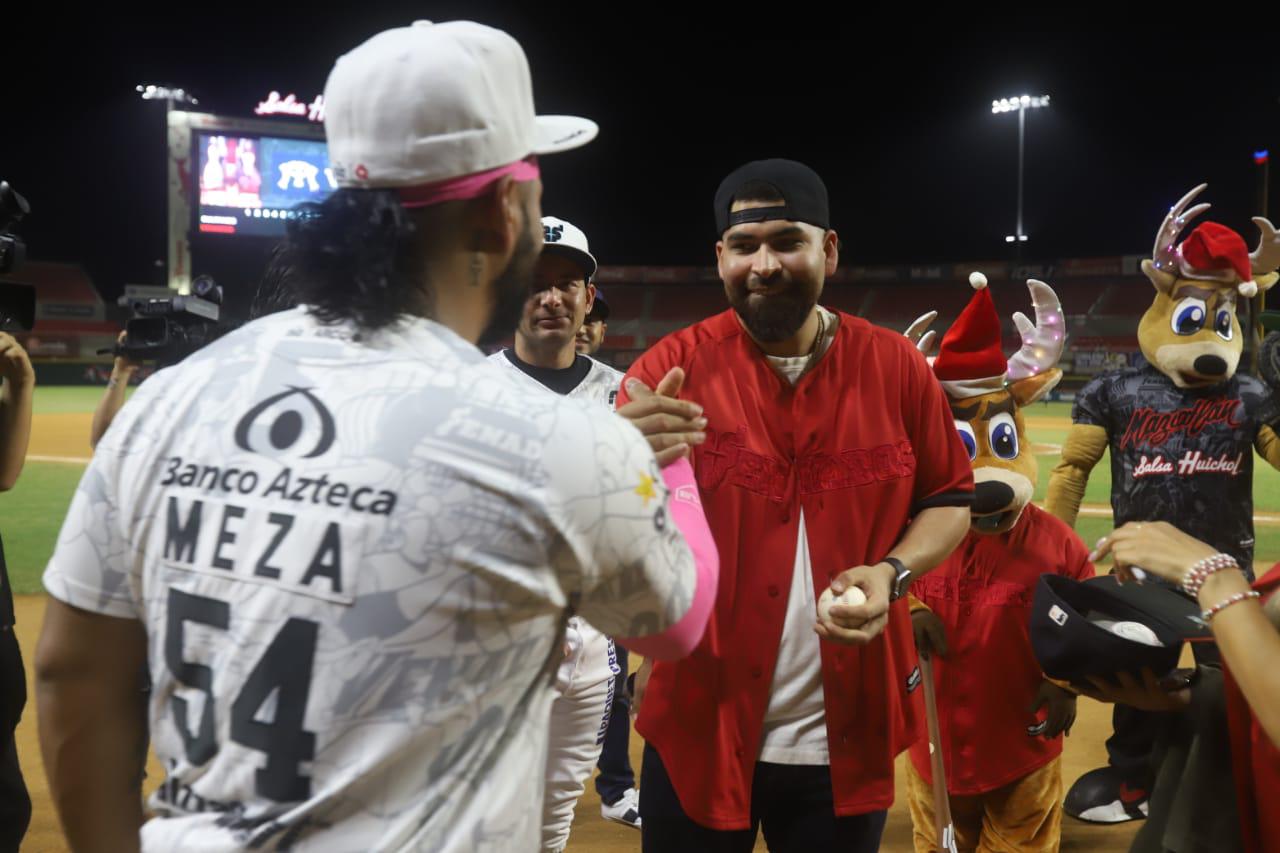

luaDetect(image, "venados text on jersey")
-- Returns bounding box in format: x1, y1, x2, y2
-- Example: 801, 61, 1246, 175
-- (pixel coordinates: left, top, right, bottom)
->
160, 456, 398, 516
696, 426, 917, 500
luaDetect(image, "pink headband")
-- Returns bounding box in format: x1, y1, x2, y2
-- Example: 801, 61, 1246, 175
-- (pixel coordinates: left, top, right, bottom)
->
398, 156, 540, 208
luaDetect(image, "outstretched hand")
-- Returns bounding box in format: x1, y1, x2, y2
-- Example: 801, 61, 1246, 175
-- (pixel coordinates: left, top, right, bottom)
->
616, 367, 707, 467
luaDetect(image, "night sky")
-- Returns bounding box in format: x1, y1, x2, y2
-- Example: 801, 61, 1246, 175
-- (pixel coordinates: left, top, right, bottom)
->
7, 13, 1280, 301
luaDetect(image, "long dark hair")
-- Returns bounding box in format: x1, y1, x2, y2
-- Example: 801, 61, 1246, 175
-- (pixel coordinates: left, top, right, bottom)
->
249, 244, 299, 320
281, 189, 431, 332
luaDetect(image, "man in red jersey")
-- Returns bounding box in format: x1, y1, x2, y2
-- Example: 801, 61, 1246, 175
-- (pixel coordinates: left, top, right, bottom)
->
619, 159, 973, 852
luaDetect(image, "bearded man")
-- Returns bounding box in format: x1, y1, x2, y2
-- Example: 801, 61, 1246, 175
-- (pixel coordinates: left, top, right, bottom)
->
617, 158, 974, 853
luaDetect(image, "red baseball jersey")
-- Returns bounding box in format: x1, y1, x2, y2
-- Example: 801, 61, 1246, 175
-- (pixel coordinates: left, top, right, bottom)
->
908, 503, 1095, 795
1228, 563, 1280, 853
621, 308, 974, 829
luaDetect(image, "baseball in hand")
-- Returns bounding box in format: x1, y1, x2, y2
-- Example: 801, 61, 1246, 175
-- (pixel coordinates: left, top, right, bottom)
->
1090, 618, 1164, 647
818, 585, 867, 623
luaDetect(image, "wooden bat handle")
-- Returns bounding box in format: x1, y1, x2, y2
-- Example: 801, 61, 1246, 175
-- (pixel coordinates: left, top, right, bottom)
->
920, 654, 958, 853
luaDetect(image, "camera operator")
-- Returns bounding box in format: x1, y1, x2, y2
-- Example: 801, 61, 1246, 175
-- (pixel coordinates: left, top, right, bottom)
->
113, 275, 224, 368
90, 332, 142, 450
0, 331, 34, 853
94, 263, 298, 451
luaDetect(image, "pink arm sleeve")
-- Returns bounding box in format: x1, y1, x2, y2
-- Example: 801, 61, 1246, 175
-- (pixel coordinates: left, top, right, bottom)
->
616, 457, 719, 659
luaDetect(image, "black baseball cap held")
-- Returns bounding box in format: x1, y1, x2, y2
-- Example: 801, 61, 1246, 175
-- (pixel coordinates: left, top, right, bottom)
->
1031, 574, 1212, 686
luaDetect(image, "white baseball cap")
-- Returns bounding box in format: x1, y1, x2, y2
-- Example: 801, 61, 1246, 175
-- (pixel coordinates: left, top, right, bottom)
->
324, 20, 598, 192
542, 216, 597, 280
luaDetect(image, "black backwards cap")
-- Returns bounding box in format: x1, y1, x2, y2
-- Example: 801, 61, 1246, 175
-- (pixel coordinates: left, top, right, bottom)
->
714, 159, 830, 235
1031, 574, 1213, 687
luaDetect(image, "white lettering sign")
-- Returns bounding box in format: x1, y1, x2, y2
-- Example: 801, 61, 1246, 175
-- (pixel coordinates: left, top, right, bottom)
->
254, 91, 325, 123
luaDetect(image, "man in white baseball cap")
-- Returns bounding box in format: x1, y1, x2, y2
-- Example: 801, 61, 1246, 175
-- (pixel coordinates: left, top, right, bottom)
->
37, 20, 718, 853
494, 217, 605, 376
489, 216, 630, 848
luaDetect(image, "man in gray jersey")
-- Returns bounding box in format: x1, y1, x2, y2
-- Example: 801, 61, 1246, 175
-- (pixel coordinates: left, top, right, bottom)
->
489, 216, 635, 849
35, 21, 715, 853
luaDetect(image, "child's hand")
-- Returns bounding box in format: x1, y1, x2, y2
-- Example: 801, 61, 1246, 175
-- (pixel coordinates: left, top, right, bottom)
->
1077, 668, 1192, 713
1028, 680, 1077, 738
910, 609, 949, 659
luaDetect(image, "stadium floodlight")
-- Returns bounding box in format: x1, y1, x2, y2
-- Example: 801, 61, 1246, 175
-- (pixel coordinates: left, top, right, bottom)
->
991, 94, 1049, 248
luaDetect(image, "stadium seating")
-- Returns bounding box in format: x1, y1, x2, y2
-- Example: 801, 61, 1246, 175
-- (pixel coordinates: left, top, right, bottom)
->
18, 256, 1191, 390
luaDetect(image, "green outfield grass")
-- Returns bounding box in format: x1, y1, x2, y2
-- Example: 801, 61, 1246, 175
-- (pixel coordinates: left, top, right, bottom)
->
5, 394, 1280, 596
33, 384, 132, 415
4, 461, 85, 593
8, 384, 112, 593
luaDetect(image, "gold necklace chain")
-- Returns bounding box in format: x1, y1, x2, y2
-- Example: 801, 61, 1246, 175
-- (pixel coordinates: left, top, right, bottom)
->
802, 308, 827, 377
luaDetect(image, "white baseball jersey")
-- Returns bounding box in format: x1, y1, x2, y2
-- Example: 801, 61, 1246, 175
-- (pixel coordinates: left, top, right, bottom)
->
44, 308, 695, 852
488, 350, 625, 691
488, 349, 623, 409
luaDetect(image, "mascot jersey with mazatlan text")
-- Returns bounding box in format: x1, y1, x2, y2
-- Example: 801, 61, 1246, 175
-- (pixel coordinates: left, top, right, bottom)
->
1048, 184, 1280, 577
1073, 362, 1280, 571
1046, 183, 1280, 824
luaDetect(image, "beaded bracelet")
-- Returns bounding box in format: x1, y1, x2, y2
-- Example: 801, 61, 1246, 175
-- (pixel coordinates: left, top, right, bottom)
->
1202, 591, 1261, 622
1182, 553, 1239, 598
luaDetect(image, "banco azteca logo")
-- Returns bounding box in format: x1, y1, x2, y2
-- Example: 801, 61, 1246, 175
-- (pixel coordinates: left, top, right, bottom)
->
234, 386, 336, 459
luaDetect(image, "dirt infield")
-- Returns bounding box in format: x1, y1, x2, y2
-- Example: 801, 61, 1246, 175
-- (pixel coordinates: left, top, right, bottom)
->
11, 592, 1139, 852
25, 414, 92, 462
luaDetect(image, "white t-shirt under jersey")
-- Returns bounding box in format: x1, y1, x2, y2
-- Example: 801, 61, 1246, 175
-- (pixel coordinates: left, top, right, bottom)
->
758, 307, 837, 766
489, 350, 626, 691
44, 308, 696, 852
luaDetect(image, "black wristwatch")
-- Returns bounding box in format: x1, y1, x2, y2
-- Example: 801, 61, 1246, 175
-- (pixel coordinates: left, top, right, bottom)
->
884, 557, 912, 602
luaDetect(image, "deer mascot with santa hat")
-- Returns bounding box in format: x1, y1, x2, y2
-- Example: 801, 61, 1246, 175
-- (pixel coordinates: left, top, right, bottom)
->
905, 274, 1095, 853
1044, 184, 1280, 823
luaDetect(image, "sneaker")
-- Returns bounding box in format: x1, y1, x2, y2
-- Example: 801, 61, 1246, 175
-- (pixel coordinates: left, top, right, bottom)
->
601, 787, 641, 830
1064, 766, 1150, 824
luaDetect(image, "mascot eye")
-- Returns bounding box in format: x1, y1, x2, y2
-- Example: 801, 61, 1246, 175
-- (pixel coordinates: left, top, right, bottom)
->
1215, 308, 1234, 341
1171, 297, 1208, 336
954, 420, 977, 460
988, 413, 1019, 460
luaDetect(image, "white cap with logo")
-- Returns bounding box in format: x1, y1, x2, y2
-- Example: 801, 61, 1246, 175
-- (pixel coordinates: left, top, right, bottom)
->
541, 216, 597, 280
324, 20, 598, 189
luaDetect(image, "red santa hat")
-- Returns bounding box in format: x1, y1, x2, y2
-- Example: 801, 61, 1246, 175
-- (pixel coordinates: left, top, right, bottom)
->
1177, 221, 1258, 297
932, 272, 1008, 398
